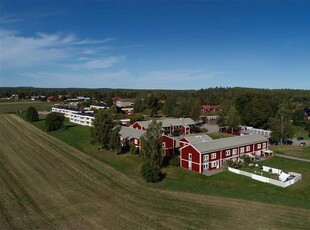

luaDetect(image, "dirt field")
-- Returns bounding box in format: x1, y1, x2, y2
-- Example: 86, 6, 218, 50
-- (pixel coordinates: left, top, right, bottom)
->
0, 114, 309, 229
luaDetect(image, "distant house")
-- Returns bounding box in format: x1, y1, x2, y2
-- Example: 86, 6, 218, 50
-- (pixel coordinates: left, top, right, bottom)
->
115, 98, 135, 108
10, 94, 19, 100
90, 105, 109, 110
119, 126, 146, 150
46, 96, 57, 102
119, 118, 131, 126
52, 107, 94, 126
304, 107, 310, 120
121, 107, 134, 115
200, 105, 221, 112
132, 118, 195, 135
240, 126, 272, 138
180, 135, 271, 174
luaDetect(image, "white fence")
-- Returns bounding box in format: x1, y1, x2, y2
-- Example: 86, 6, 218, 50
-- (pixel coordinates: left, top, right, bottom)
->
228, 167, 301, 188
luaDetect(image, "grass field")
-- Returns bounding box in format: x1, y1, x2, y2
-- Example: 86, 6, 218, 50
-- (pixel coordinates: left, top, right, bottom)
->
293, 125, 310, 140
1, 114, 310, 229
270, 145, 310, 160
17, 113, 310, 209
0, 101, 54, 113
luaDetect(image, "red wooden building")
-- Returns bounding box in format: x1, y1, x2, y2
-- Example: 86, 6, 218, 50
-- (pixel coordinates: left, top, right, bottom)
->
132, 118, 195, 135
180, 135, 270, 174
119, 126, 176, 155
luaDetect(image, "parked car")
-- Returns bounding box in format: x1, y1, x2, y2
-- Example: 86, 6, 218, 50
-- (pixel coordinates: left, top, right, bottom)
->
297, 136, 304, 141
299, 142, 306, 147
284, 140, 293, 145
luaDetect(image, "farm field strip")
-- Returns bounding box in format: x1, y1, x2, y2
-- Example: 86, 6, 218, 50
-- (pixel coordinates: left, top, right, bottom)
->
0, 114, 309, 229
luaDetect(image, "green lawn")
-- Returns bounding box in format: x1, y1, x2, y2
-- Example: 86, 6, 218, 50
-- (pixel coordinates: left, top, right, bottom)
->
270, 145, 310, 160
18, 113, 310, 209
0, 101, 54, 113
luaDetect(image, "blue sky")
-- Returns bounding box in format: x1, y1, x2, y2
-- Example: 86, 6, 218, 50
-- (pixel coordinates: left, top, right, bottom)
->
0, 0, 310, 89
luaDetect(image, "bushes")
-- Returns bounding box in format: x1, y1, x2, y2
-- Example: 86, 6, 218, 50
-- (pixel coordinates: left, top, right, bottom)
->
26, 106, 39, 122
45, 112, 64, 131
140, 162, 163, 183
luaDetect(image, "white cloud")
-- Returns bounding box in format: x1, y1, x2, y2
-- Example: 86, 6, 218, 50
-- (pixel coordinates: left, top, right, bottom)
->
0, 29, 117, 69
80, 56, 125, 70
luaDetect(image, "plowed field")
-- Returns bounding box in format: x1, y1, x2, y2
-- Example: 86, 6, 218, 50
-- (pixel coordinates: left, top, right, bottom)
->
0, 114, 309, 229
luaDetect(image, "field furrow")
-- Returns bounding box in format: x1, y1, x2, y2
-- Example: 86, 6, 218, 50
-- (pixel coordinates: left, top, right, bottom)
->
0, 114, 309, 229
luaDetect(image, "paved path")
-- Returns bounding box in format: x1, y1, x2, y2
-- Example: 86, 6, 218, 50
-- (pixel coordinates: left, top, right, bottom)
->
274, 154, 310, 162
292, 138, 310, 146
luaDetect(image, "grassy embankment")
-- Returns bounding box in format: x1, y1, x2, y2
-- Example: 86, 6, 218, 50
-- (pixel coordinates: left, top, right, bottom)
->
17, 112, 310, 210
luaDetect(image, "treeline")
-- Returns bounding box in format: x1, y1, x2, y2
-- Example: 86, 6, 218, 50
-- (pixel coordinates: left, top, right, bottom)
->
1, 87, 309, 106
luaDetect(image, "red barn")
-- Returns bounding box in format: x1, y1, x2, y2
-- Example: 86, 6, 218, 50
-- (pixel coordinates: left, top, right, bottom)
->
180, 135, 270, 174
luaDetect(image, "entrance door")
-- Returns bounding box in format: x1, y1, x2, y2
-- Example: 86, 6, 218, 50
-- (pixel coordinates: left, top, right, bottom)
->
188, 161, 192, 170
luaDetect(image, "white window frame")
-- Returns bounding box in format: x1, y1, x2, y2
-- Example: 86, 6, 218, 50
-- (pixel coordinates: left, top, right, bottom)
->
232, 149, 237, 155
134, 139, 138, 145
211, 161, 217, 167
240, 147, 245, 153
211, 153, 216, 159
162, 142, 166, 148
257, 144, 261, 149
263, 143, 266, 148
225, 150, 231, 156
189, 153, 192, 160
203, 164, 208, 169
204, 155, 208, 161
246, 146, 250, 152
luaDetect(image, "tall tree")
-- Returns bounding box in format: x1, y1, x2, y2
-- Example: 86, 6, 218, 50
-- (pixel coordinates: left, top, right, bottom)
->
109, 126, 121, 152
292, 109, 305, 126
140, 120, 163, 182
225, 106, 240, 134
162, 97, 176, 117
269, 102, 294, 144
90, 110, 114, 149
189, 98, 201, 122
26, 106, 39, 122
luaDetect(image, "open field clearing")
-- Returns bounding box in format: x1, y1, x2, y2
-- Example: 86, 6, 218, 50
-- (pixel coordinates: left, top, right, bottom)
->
0, 101, 54, 113
0, 115, 309, 229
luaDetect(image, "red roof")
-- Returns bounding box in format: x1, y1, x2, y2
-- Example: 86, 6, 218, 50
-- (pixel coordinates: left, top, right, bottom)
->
200, 105, 214, 110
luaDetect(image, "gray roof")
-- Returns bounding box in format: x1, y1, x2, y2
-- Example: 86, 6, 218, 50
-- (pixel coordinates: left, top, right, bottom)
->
181, 134, 213, 144
119, 126, 146, 139
191, 134, 268, 154
135, 118, 195, 129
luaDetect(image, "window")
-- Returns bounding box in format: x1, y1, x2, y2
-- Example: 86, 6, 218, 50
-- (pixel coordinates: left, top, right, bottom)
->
211, 161, 217, 167
263, 143, 267, 148
204, 155, 208, 161
257, 144, 261, 149
189, 153, 192, 160
162, 142, 166, 148
134, 139, 138, 145
232, 149, 237, 155
246, 146, 250, 152
240, 147, 245, 153
211, 153, 216, 159
225, 150, 230, 156
203, 164, 208, 169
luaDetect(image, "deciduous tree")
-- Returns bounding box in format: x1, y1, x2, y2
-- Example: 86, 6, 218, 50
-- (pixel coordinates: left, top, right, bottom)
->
45, 112, 64, 131
26, 106, 39, 122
